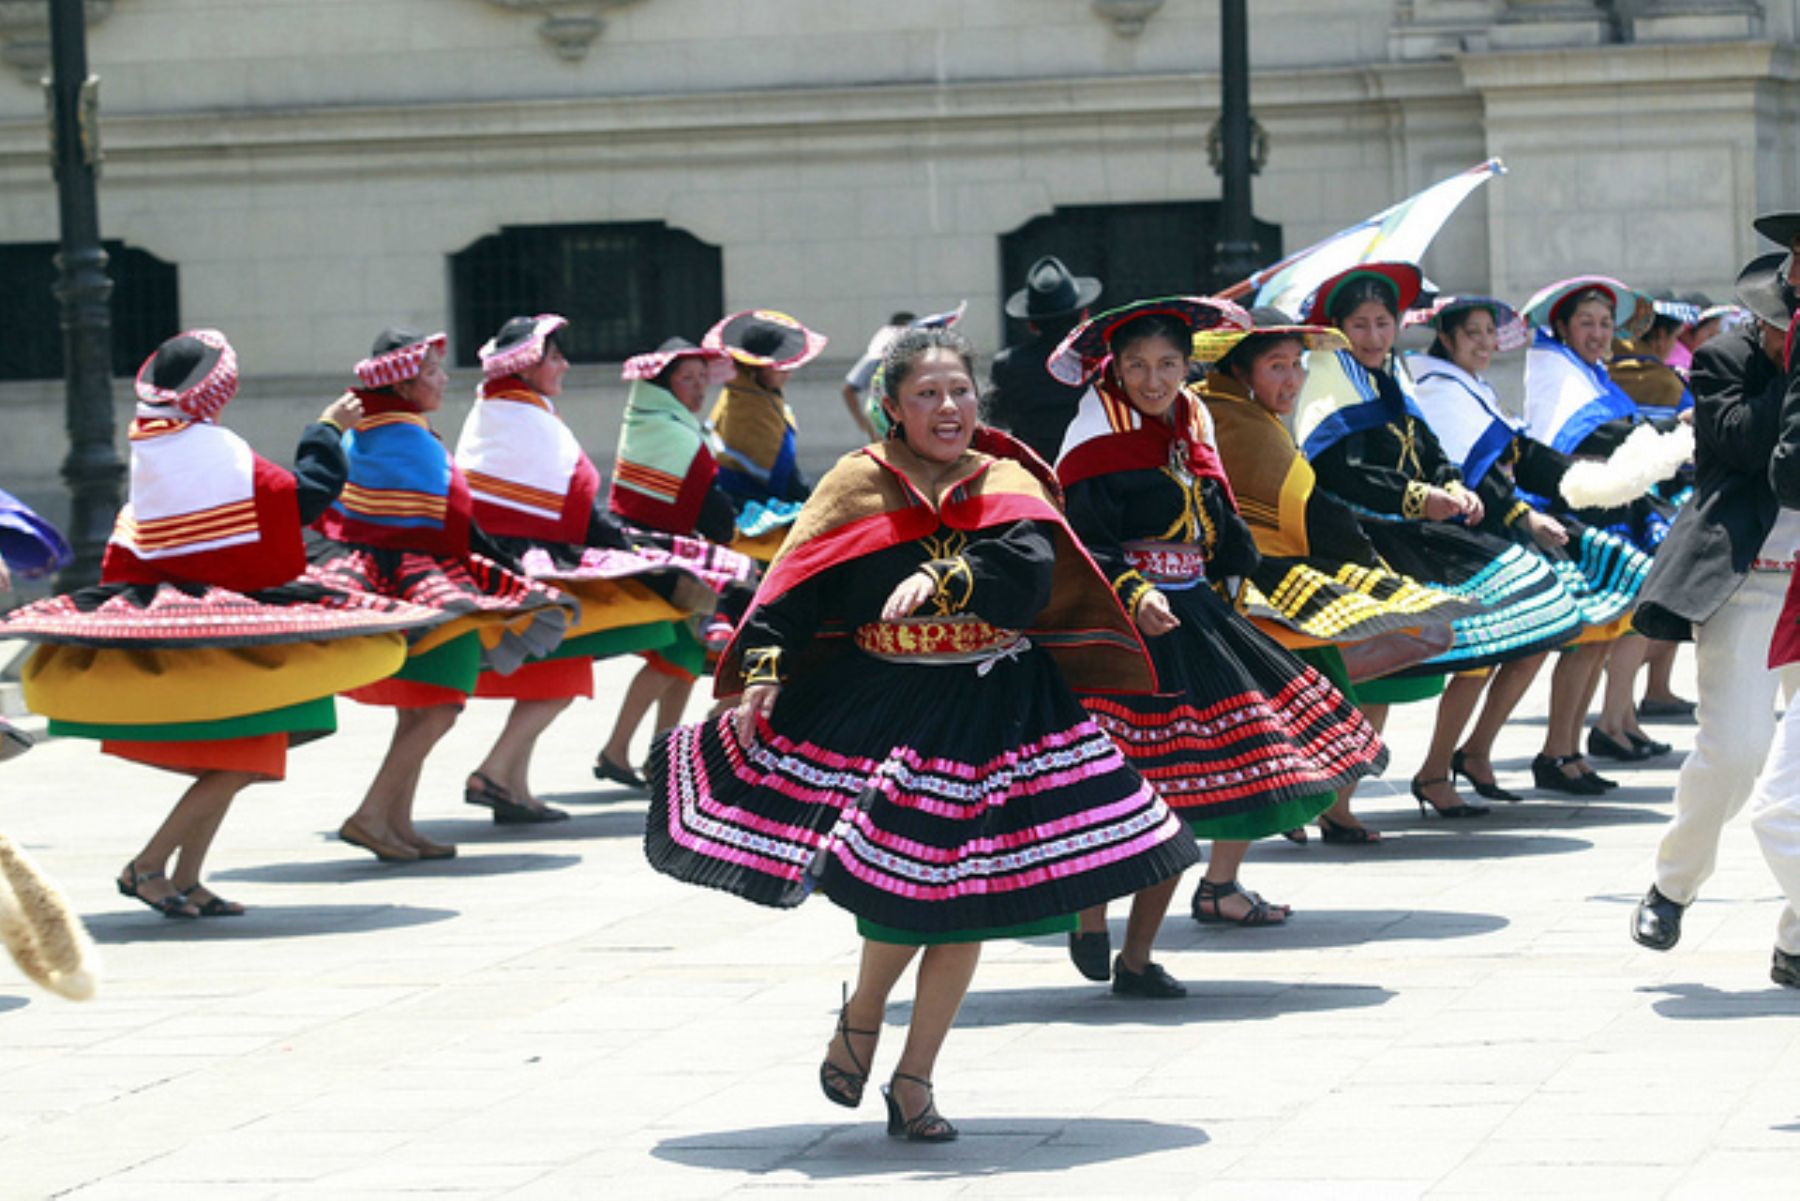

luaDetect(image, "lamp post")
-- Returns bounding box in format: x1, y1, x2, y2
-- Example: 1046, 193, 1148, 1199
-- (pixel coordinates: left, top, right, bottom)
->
47, 0, 123, 590
1212, 0, 1262, 287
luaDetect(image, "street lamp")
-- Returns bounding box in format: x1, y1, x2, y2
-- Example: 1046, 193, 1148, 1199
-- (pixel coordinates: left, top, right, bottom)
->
46, 0, 123, 590
1212, 0, 1263, 287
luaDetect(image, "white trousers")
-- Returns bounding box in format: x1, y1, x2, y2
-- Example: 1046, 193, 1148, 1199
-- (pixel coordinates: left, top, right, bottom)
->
1654, 572, 1800, 907
1751, 679, 1800, 955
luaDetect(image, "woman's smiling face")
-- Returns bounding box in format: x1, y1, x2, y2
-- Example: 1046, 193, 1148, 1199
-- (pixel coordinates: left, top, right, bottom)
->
1114, 332, 1190, 419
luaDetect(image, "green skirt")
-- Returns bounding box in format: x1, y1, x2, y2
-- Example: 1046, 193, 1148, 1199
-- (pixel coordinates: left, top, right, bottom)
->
1187, 790, 1333, 841
1297, 645, 1445, 706
48, 695, 337, 743
855, 913, 1077, 945
548, 620, 677, 663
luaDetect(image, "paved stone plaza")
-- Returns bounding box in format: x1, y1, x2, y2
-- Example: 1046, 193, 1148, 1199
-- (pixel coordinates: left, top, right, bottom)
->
3, 652, 1798, 1199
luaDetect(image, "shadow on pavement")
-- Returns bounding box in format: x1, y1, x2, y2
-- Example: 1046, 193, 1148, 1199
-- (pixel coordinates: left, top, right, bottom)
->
0, 994, 29, 1015
1641, 982, 1800, 1020
1280, 830, 1593, 861
1142, 907, 1509, 953
541, 786, 645, 806
425, 811, 644, 841
81, 902, 459, 943
889, 979, 1394, 1027
217, 851, 581, 884
653, 1116, 1207, 1177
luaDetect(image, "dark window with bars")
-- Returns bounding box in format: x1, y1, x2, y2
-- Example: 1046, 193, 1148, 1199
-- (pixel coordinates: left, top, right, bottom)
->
451, 222, 724, 366
0, 241, 179, 382
997, 202, 1281, 344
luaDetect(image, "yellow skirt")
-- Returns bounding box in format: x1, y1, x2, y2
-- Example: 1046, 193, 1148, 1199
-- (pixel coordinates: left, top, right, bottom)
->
24, 633, 406, 725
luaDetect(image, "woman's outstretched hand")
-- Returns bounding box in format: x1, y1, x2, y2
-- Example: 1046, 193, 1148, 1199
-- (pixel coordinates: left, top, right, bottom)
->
736, 683, 781, 743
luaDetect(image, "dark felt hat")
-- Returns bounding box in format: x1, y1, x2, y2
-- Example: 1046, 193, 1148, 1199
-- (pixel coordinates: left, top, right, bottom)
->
1753, 212, 1800, 250
1005, 256, 1104, 322
1735, 251, 1797, 332
134, 329, 238, 421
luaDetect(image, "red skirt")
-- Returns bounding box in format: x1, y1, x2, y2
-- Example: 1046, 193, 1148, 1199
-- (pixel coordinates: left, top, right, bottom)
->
1769, 570, 1800, 668
102, 734, 288, 781
474, 657, 594, 701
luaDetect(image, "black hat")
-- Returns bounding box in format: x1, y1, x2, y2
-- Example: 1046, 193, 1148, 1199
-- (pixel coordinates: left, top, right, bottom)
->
1735, 252, 1797, 332
1005, 256, 1103, 322
1754, 212, 1800, 250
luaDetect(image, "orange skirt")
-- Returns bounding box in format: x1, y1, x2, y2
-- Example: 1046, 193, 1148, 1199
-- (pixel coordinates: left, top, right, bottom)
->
102, 734, 288, 781
474, 657, 594, 701
344, 677, 468, 710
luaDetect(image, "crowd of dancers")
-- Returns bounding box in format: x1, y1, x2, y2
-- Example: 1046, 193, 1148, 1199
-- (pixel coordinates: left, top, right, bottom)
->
3, 207, 1799, 1145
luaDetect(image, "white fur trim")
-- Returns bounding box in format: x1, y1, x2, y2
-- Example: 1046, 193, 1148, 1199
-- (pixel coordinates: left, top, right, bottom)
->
1558, 422, 1695, 510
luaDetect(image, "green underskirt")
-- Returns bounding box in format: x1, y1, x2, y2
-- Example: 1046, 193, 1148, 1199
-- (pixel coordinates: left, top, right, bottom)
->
48, 695, 338, 743
855, 912, 1078, 945
548, 621, 677, 663
1186, 790, 1334, 841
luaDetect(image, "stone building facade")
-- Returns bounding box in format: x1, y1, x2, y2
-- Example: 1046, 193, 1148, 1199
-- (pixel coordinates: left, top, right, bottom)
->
0, 0, 1793, 522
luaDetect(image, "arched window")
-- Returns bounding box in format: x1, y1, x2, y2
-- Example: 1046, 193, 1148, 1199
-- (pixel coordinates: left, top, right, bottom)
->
997, 202, 1281, 342
0, 242, 179, 382
451, 221, 724, 365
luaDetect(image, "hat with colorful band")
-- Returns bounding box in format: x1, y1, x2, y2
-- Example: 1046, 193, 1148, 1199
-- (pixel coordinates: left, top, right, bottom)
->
1403, 295, 1529, 353
1191, 305, 1347, 364
621, 336, 736, 385
1299, 262, 1426, 324
1047, 295, 1251, 387
356, 329, 448, 389
703, 309, 828, 371
478, 314, 569, 380
1520, 276, 1646, 331
134, 329, 238, 421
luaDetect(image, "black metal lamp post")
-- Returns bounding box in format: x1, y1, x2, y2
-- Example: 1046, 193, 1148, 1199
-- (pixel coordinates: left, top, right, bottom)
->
1212, 0, 1263, 287
47, 0, 123, 590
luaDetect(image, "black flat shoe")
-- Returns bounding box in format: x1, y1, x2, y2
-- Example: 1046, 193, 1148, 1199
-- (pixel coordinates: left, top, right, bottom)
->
1631, 885, 1685, 951
1451, 748, 1522, 803
1773, 948, 1800, 989
593, 754, 646, 789
1638, 696, 1697, 722
1531, 753, 1606, 797
1318, 814, 1381, 844
1068, 930, 1112, 982
1626, 732, 1672, 759
1111, 954, 1187, 999
493, 798, 570, 824
116, 861, 199, 920
1586, 728, 1642, 762
1411, 776, 1490, 819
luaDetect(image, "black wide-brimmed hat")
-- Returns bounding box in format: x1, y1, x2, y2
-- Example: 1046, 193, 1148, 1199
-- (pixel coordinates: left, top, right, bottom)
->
478, 314, 568, 380
1047, 295, 1250, 386
621, 336, 735, 384
134, 329, 238, 421
1754, 211, 1800, 250
356, 329, 448, 389
1735, 251, 1797, 332
703, 310, 827, 371
1005, 255, 1104, 322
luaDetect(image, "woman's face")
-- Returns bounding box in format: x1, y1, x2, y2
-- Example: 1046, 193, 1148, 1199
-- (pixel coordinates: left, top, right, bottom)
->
1555, 297, 1614, 363
394, 347, 447, 413
1237, 339, 1307, 417
664, 358, 709, 412
882, 348, 978, 464
523, 343, 570, 398
1445, 308, 1499, 376
1339, 300, 1397, 370
1113, 333, 1189, 419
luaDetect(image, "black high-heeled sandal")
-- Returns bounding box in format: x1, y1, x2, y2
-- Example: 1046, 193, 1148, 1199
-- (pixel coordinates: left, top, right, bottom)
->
883, 1072, 958, 1142
1451, 749, 1522, 803
116, 861, 198, 919
1317, 814, 1381, 844
819, 984, 878, 1109
1411, 777, 1490, 819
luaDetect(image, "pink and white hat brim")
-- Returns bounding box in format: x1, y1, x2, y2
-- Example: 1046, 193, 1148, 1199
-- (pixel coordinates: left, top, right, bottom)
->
355, 333, 448, 389
621, 345, 735, 385
133, 328, 239, 421
478, 315, 569, 380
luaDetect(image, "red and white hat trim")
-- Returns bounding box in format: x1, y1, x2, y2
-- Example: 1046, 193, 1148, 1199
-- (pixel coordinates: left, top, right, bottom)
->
133, 328, 239, 422
356, 332, 448, 389
478, 314, 569, 380
621, 343, 735, 385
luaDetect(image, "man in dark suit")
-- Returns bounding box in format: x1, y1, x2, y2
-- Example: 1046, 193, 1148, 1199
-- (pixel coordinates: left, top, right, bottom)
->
1631, 242, 1799, 958
985, 256, 1101, 465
